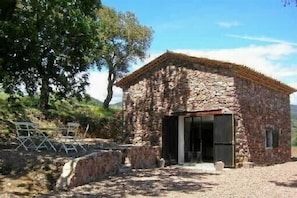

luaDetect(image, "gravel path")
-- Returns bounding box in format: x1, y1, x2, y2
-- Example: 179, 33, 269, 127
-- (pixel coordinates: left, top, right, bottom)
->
44, 161, 297, 198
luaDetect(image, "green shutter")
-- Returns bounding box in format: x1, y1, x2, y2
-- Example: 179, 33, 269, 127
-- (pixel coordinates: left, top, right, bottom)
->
272, 129, 279, 148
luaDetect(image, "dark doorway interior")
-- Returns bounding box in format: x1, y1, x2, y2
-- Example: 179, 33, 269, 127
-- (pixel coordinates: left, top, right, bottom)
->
184, 116, 214, 163
162, 116, 178, 165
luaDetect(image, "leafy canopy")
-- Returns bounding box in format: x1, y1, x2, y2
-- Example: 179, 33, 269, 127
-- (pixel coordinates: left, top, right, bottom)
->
0, 0, 101, 108
97, 6, 153, 109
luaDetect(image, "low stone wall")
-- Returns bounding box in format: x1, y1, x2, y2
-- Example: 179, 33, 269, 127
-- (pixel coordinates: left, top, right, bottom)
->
56, 150, 122, 190
125, 146, 161, 169
56, 145, 161, 190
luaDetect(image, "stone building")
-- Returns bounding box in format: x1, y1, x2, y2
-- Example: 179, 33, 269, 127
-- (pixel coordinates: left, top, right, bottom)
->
115, 51, 296, 167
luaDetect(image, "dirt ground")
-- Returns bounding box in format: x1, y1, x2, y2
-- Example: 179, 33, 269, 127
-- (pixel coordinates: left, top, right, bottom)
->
0, 137, 115, 197
1, 139, 297, 197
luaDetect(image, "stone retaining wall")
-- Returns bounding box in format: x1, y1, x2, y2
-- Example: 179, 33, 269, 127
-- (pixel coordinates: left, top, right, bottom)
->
56, 150, 122, 190
56, 145, 160, 190
125, 146, 161, 169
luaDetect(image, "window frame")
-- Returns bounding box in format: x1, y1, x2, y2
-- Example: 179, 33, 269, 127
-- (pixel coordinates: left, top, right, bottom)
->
265, 126, 279, 149
265, 128, 273, 148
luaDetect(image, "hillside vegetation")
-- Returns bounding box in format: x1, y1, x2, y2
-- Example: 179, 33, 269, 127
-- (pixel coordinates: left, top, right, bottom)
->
0, 93, 125, 142
1, 94, 297, 146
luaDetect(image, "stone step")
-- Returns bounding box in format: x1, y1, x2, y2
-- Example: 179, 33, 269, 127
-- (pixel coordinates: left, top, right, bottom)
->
119, 164, 132, 174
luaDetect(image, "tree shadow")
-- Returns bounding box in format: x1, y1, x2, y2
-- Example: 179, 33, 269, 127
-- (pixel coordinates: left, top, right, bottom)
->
0, 143, 97, 195
44, 168, 219, 197
270, 177, 297, 188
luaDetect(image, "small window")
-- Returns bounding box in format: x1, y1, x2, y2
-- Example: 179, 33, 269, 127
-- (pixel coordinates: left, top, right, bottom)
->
265, 129, 273, 148
265, 127, 279, 148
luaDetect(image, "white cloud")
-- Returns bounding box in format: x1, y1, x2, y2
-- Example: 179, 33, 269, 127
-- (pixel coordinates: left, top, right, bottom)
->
289, 83, 297, 105
85, 52, 162, 104
86, 71, 122, 104
217, 21, 240, 28
291, 93, 297, 105
228, 34, 297, 46
173, 44, 297, 80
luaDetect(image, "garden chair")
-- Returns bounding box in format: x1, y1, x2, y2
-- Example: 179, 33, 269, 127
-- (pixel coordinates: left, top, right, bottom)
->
71, 124, 89, 152
59, 122, 80, 153
76, 124, 89, 151
36, 129, 57, 152
14, 122, 39, 151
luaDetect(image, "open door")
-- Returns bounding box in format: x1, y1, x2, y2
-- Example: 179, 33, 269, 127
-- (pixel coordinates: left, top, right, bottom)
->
214, 114, 235, 167
162, 116, 178, 165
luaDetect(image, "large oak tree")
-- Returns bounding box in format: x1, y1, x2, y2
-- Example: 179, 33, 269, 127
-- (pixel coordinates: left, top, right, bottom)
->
0, 0, 101, 109
97, 7, 153, 109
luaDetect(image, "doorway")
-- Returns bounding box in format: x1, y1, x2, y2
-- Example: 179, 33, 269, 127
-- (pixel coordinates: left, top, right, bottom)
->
184, 116, 214, 163
162, 116, 178, 165
162, 114, 235, 167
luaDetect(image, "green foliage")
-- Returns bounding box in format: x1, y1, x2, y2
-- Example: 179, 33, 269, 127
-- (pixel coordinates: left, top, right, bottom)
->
0, 0, 102, 109
0, 94, 124, 142
0, 0, 17, 20
96, 6, 153, 109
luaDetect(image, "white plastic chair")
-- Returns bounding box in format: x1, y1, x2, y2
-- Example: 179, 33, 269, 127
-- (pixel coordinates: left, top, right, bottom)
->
59, 122, 80, 153
14, 122, 57, 151
73, 124, 89, 152
14, 122, 38, 151
77, 124, 89, 151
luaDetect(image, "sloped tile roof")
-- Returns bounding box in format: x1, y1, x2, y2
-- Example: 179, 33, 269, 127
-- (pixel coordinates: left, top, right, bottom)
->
115, 51, 296, 94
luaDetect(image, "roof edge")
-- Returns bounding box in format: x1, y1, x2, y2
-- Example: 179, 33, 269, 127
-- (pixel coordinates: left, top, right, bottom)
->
115, 52, 170, 87
115, 51, 297, 95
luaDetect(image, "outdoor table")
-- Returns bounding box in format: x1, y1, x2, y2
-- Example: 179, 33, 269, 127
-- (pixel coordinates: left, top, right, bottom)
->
37, 127, 67, 152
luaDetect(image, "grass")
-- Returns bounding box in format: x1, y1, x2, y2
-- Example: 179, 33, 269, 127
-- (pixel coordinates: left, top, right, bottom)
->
0, 93, 123, 141
1, 93, 297, 144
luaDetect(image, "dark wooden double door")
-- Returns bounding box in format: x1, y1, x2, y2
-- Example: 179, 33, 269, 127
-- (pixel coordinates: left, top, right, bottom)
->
162, 114, 235, 167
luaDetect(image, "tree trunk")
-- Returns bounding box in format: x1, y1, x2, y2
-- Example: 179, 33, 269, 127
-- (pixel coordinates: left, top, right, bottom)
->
103, 70, 116, 109
40, 77, 50, 109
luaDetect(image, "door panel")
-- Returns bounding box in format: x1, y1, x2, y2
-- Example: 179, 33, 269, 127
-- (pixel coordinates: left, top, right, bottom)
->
162, 116, 178, 165
214, 114, 234, 167
214, 145, 233, 165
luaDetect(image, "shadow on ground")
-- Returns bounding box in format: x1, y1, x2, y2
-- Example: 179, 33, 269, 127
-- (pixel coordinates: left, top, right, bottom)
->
43, 168, 219, 197
1, 139, 219, 197
0, 140, 106, 196
270, 176, 297, 188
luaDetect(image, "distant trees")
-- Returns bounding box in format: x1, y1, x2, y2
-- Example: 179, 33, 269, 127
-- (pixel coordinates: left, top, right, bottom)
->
96, 6, 153, 109
0, 0, 101, 109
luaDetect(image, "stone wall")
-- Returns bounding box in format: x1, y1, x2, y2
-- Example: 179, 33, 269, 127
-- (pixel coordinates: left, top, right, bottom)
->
123, 59, 236, 146
125, 146, 161, 169
234, 77, 291, 166
56, 150, 122, 190
56, 145, 161, 189
122, 57, 292, 167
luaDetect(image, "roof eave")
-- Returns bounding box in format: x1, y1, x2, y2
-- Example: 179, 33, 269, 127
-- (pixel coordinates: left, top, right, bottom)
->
115, 51, 297, 95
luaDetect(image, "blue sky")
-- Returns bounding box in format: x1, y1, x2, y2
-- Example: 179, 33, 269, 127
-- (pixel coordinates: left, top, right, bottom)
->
87, 0, 297, 104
